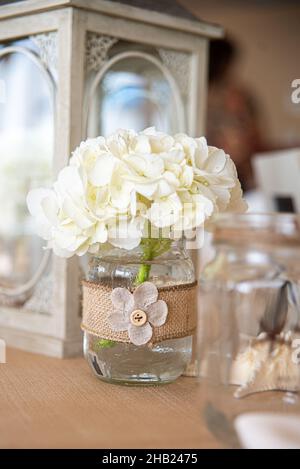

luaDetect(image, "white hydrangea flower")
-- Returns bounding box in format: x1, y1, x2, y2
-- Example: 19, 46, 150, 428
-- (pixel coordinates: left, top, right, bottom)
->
27, 127, 246, 257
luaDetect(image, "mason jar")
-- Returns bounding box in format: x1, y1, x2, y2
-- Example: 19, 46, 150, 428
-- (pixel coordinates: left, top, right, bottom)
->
200, 213, 300, 448
82, 238, 196, 385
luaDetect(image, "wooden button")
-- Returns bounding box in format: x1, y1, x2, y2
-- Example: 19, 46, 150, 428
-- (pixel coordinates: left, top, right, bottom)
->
130, 309, 147, 327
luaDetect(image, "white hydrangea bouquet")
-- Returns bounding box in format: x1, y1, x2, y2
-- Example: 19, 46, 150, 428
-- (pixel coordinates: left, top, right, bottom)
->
27, 127, 246, 257
27, 127, 246, 384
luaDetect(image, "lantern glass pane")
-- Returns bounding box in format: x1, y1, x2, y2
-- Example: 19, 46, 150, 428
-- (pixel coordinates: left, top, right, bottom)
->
87, 54, 182, 137
0, 39, 54, 304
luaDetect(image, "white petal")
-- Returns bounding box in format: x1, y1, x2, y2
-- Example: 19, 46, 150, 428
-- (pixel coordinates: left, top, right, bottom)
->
108, 312, 129, 331
106, 132, 128, 157
134, 181, 157, 198
50, 240, 74, 258
74, 238, 91, 256
62, 197, 94, 229
174, 133, 197, 163
56, 166, 85, 199
213, 187, 231, 210
178, 192, 213, 230
53, 229, 77, 249
26, 188, 56, 240
227, 183, 248, 213
125, 153, 164, 179
147, 300, 168, 327
141, 126, 156, 135
146, 193, 182, 228
134, 281, 158, 308
111, 287, 134, 314
161, 148, 185, 164
109, 234, 141, 250
88, 154, 115, 187
87, 186, 109, 212
194, 137, 208, 168
179, 165, 194, 188
132, 135, 151, 153
92, 222, 108, 243
194, 194, 214, 217
111, 179, 134, 210
155, 172, 179, 198
144, 156, 164, 179
130, 189, 137, 217
27, 188, 54, 217
148, 135, 175, 153
108, 218, 144, 250
205, 148, 227, 173
128, 322, 153, 346
40, 194, 59, 226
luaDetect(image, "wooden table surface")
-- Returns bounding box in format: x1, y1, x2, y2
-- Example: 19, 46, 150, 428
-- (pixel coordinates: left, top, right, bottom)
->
0, 348, 221, 449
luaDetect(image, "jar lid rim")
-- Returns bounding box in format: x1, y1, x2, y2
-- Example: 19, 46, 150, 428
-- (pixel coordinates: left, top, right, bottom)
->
211, 212, 300, 246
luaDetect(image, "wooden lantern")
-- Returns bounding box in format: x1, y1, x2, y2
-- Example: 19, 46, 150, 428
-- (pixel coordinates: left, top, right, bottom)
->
0, 0, 222, 357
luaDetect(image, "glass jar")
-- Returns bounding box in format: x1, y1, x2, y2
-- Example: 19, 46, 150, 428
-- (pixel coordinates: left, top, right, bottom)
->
83, 239, 195, 385
200, 213, 300, 448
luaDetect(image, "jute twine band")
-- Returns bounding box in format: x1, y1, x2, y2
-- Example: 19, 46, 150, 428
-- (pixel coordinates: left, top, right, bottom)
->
81, 280, 198, 344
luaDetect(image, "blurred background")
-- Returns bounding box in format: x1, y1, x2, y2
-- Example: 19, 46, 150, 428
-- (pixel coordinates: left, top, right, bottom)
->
182, 0, 300, 148
179, 0, 300, 210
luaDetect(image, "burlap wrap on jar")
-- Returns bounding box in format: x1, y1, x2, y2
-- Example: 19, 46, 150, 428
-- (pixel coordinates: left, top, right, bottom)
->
81, 280, 197, 344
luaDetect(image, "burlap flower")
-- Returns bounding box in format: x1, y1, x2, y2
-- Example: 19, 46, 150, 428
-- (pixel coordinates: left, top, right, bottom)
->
109, 282, 168, 346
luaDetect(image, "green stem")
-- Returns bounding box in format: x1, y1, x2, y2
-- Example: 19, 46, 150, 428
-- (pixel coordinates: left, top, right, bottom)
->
96, 238, 172, 349
135, 263, 152, 285
134, 237, 172, 286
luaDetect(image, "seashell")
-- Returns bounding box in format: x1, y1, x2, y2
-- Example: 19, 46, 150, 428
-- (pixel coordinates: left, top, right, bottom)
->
230, 336, 270, 387
231, 332, 300, 399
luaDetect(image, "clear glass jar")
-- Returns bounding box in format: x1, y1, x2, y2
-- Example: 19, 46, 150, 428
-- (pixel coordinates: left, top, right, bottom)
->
200, 213, 300, 448
83, 239, 195, 385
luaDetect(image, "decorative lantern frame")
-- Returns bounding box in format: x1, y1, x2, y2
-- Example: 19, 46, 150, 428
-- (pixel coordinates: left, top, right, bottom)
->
0, 0, 222, 357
